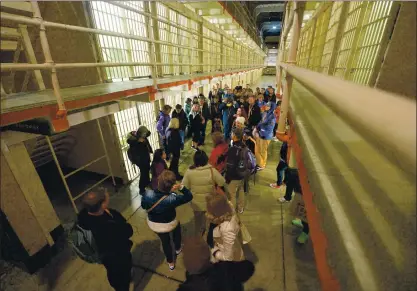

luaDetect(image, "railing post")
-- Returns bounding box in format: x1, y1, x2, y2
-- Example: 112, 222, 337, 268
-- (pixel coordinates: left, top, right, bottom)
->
277, 1, 305, 136
30, 2, 67, 122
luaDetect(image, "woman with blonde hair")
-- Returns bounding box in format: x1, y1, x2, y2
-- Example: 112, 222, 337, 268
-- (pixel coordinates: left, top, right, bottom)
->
206, 194, 244, 262
166, 117, 183, 180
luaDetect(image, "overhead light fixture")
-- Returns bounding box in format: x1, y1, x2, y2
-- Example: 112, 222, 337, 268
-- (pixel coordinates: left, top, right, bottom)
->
273, 47, 276, 48
273, 26, 277, 29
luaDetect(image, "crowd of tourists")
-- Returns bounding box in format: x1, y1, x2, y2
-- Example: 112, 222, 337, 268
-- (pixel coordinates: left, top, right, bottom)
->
72, 83, 309, 291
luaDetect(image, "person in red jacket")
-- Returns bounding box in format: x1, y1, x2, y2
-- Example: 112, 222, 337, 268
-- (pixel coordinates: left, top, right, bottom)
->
209, 132, 229, 175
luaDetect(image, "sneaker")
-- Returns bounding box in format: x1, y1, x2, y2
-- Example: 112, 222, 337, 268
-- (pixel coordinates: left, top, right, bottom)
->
297, 232, 309, 244
269, 183, 281, 189
278, 197, 291, 203
291, 218, 303, 228
238, 207, 244, 214
168, 262, 175, 271
175, 248, 183, 255
256, 166, 265, 171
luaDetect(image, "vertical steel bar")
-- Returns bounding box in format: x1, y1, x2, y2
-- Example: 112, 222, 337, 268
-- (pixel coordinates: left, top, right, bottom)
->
45, 136, 78, 213
96, 119, 116, 186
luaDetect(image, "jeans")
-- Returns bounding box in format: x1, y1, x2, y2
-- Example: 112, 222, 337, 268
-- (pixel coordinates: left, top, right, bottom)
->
159, 134, 170, 155
102, 252, 132, 291
169, 154, 180, 177
199, 122, 207, 144
284, 169, 301, 201
194, 211, 207, 235
302, 221, 309, 234
179, 130, 185, 149
276, 160, 288, 186
156, 223, 182, 263
138, 164, 150, 193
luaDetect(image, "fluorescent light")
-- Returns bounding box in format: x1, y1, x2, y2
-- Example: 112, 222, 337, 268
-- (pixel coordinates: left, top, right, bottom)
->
273, 47, 275, 48
273, 26, 277, 29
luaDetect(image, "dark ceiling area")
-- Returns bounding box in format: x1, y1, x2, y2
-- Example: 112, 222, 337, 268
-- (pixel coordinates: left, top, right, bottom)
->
242, 1, 285, 49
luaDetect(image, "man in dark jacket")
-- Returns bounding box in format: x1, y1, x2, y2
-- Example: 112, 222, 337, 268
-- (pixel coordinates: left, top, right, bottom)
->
172, 104, 188, 150
127, 126, 153, 194
178, 236, 254, 291
78, 189, 133, 291
199, 96, 210, 145
246, 94, 261, 131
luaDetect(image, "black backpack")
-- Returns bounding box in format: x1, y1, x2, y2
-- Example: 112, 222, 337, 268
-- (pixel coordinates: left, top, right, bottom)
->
226, 145, 256, 180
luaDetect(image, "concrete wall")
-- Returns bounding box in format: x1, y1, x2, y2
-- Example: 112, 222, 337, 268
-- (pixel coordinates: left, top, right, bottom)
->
1, 151, 48, 256
64, 116, 128, 183
13, 2, 101, 91
375, 2, 416, 99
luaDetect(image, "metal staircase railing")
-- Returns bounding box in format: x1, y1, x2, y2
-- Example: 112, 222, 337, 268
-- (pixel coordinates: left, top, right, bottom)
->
27, 130, 77, 168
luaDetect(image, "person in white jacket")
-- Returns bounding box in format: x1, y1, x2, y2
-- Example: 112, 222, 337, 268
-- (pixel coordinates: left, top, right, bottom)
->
182, 150, 226, 236
206, 194, 244, 262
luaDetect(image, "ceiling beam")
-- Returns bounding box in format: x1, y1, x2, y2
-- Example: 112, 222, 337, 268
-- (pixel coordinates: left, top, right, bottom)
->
255, 4, 285, 20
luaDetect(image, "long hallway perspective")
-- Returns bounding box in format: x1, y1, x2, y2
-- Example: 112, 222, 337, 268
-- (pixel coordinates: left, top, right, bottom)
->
1, 1, 416, 291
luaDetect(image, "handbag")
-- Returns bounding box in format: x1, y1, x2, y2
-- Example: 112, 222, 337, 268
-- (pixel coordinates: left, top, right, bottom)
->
237, 215, 252, 244
210, 167, 226, 196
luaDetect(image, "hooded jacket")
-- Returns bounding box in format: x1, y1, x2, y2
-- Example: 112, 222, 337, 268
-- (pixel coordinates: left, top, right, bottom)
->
157, 111, 171, 137
257, 103, 276, 140
141, 186, 193, 223
77, 208, 133, 257
126, 132, 153, 167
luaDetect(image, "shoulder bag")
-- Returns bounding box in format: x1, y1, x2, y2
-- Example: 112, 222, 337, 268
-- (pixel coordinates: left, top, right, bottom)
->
210, 167, 226, 196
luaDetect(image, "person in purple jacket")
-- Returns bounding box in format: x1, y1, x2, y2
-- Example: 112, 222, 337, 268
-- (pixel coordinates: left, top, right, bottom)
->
157, 105, 172, 158
151, 149, 168, 190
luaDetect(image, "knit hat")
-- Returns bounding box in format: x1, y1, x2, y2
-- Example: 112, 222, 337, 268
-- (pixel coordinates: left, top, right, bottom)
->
182, 236, 211, 275
136, 126, 150, 138
232, 126, 244, 140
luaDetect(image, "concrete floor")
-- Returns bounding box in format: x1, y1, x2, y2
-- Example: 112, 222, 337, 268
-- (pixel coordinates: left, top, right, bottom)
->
1, 76, 321, 291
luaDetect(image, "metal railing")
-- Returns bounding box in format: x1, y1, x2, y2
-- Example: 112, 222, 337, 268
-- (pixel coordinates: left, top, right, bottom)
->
276, 2, 416, 291
1, 1, 266, 121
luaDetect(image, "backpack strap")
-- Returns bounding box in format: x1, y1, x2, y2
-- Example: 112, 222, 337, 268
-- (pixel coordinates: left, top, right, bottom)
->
147, 195, 168, 213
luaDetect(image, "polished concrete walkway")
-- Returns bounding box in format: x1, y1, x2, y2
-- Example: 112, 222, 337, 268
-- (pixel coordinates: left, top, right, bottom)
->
2, 77, 320, 291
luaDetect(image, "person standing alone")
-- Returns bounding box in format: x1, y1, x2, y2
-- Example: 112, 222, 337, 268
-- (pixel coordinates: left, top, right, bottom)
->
127, 126, 153, 195
77, 189, 133, 291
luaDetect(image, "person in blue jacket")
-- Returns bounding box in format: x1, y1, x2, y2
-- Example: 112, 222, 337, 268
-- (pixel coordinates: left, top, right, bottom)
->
254, 101, 276, 170
141, 170, 193, 271
219, 95, 237, 141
